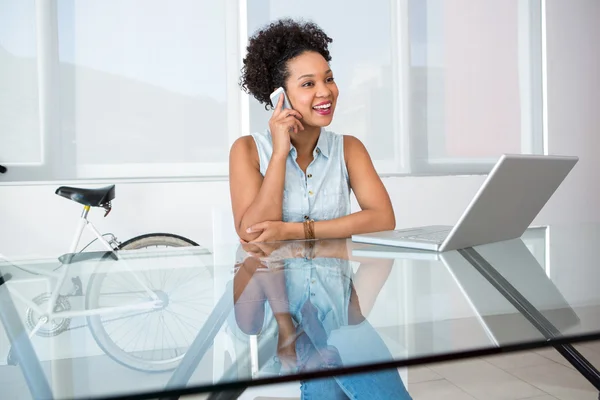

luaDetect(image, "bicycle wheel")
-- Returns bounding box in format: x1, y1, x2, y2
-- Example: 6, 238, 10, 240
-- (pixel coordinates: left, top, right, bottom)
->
86, 233, 214, 372
118, 233, 199, 250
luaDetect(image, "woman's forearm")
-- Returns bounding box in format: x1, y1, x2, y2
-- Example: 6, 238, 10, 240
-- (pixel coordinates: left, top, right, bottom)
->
239, 155, 287, 241
285, 209, 395, 240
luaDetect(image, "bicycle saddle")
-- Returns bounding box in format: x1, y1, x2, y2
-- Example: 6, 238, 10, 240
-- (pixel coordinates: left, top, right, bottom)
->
55, 185, 115, 207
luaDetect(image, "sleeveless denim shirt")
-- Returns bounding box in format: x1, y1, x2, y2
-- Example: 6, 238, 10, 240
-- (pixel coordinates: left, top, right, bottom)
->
250, 128, 351, 222
229, 128, 353, 338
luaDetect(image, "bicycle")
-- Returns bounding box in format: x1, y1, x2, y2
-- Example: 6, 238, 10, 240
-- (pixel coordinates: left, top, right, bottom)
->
0, 181, 214, 372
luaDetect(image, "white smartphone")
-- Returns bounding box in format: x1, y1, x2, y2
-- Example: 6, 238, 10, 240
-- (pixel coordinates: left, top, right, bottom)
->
269, 87, 293, 110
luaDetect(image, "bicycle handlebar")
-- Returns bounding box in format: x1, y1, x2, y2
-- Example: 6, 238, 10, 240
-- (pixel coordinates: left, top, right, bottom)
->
0, 165, 6, 174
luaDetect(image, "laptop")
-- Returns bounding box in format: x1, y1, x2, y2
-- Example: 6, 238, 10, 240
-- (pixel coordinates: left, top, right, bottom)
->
351, 238, 580, 342
352, 154, 578, 252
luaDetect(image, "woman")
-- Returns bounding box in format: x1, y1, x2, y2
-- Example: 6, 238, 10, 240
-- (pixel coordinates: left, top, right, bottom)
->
228, 19, 411, 399
230, 18, 395, 244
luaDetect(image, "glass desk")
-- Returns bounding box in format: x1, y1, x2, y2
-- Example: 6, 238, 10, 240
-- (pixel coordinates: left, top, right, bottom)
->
1, 225, 599, 399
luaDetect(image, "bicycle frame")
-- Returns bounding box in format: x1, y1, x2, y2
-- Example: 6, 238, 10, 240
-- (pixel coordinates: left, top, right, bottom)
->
3, 205, 162, 338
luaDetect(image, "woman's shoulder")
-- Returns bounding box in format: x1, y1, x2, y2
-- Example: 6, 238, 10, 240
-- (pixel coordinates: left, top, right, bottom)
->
231, 130, 271, 152
229, 135, 262, 169
338, 133, 365, 152
230, 135, 256, 154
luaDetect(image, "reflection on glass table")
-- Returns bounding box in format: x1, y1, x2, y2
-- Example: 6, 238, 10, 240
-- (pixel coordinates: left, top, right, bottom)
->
1, 226, 600, 400
1, 246, 213, 372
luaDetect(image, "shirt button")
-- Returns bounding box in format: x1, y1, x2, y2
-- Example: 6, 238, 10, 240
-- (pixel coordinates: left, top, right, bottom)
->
316, 149, 321, 154
307, 174, 312, 178
311, 279, 316, 284
304, 215, 310, 220
308, 191, 314, 196
311, 293, 315, 297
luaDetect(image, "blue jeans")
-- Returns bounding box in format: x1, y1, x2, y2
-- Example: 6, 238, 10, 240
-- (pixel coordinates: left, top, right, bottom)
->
300, 369, 412, 400
296, 300, 412, 400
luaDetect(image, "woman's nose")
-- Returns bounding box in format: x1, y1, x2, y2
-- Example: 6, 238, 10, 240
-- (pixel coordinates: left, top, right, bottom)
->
316, 82, 332, 97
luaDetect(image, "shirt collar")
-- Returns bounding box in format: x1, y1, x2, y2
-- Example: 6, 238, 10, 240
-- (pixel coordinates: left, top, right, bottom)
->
315, 129, 329, 158
287, 129, 329, 158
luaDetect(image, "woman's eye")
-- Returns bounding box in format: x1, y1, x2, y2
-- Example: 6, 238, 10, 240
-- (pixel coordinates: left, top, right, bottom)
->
302, 81, 314, 87
327, 77, 335, 83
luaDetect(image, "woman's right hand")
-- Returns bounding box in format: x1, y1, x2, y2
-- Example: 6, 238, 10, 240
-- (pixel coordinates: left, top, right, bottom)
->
269, 92, 304, 157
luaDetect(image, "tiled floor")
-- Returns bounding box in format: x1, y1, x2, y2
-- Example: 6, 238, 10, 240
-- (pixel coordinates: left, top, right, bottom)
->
186, 341, 600, 399
407, 341, 600, 400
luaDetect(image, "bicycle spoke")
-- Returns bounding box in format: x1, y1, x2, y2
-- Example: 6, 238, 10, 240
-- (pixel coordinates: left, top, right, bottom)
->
97, 297, 153, 310
110, 270, 148, 292
160, 268, 167, 291
101, 277, 149, 300
161, 311, 187, 342
168, 299, 213, 309
168, 301, 212, 314
168, 292, 214, 303
140, 314, 153, 360
164, 270, 205, 294
102, 312, 148, 344
168, 286, 213, 300
159, 313, 167, 361
117, 312, 156, 352
163, 308, 204, 331
103, 311, 154, 347
160, 313, 179, 357
96, 292, 150, 305
101, 309, 156, 321
161, 266, 190, 292
97, 290, 149, 296
164, 309, 200, 341
140, 268, 154, 287
165, 308, 198, 337
124, 269, 157, 295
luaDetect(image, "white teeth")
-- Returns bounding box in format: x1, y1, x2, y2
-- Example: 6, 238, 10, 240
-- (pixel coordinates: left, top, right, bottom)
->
313, 103, 331, 109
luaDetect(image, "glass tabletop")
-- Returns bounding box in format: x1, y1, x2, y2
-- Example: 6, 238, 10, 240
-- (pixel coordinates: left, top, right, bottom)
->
0, 225, 599, 399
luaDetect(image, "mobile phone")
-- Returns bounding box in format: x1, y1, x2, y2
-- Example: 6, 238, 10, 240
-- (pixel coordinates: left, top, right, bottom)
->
269, 87, 293, 110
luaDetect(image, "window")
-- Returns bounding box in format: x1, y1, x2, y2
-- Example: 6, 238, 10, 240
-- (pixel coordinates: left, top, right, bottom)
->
407, 0, 544, 174
1, 0, 240, 182
58, 0, 238, 179
0, 0, 42, 179
0, 0, 544, 182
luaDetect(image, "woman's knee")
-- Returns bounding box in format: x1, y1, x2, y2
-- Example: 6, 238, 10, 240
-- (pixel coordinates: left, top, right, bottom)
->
233, 302, 266, 335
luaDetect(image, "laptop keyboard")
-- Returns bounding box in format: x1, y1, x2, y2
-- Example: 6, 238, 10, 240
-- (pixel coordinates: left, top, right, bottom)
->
396, 229, 450, 243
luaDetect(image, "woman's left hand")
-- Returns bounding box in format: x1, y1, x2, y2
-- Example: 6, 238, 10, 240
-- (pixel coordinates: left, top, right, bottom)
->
245, 221, 289, 242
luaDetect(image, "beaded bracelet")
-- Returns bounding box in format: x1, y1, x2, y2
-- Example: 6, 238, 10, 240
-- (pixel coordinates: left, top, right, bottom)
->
303, 218, 315, 240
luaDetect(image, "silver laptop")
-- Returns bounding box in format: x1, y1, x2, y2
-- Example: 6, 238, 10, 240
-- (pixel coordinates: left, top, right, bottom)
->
352, 154, 578, 251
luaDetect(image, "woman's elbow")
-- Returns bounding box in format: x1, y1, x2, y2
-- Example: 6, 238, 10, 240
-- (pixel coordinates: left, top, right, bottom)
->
381, 209, 396, 231
383, 218, 396, 231
235, 219, 256, 243
236, 226, 260, 243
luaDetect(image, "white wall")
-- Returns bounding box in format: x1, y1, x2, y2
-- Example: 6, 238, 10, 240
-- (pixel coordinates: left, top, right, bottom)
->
1, 0, 599, 259
542, 0, 600, 225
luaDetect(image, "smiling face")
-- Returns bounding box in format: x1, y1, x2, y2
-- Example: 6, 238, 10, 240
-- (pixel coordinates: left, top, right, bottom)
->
283, 51, 339, 129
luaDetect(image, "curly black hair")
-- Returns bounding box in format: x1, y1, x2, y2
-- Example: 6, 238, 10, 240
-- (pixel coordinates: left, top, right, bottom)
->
240, 19, 333, 110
